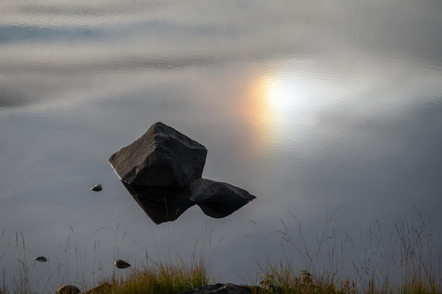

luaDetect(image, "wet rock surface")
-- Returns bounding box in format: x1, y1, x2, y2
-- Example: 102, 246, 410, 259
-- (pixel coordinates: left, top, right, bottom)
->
190, 178, 256, 206
90, 184, 102, 191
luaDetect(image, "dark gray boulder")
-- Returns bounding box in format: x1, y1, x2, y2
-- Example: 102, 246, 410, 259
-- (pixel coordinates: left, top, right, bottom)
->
179, 283, 255, 294
190, 179, 256, 207
109, 122, 207, 188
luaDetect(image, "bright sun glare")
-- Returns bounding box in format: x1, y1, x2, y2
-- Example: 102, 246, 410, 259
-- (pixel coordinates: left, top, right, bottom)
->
266, 76, 306, 110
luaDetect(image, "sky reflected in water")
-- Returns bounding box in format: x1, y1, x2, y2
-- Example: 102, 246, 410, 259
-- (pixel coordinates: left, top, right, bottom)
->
1, 0, 442, 291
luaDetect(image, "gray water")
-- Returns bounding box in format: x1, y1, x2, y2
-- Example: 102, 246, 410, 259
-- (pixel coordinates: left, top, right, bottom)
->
1, 0, 442, 292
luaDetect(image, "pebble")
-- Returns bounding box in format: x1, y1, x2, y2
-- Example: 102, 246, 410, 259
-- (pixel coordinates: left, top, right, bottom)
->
33, 256, 48, 262
114, 259, 131, 269
90, 184, 102, 192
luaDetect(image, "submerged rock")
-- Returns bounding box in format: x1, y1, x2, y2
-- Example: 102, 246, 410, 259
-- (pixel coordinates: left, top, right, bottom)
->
109, 122, 207, 188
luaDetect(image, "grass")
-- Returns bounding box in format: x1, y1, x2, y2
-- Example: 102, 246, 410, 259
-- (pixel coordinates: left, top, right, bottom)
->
1, 207, 440, 293
101, 259, 208, 294
256, 266, 440, 294
255, 206, 441, 293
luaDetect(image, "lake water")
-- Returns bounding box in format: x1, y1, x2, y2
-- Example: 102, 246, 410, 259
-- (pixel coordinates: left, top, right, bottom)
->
1, 0, 441, 292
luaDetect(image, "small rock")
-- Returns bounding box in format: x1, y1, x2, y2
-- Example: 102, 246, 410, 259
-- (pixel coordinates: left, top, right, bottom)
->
33, 256, 48, 262
90, 184, 102, 192
54, 285, 81, 294
114, 259, 131, 269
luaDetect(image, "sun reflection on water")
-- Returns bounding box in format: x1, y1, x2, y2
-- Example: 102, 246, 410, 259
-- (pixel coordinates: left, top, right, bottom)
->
267, 75, 309, 111
238, 63, 324, 157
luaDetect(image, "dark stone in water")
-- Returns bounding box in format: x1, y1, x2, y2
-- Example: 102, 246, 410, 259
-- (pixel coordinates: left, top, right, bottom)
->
109, 122, 207, 188
114, 259, 131, 269
189, 179, 256, 217
33, 256, 48, 262
110, 122, 256, 224
90, 184, 102, 191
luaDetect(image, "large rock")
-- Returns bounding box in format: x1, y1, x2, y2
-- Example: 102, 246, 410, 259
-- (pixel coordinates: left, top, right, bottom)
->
109, 122, 207, 188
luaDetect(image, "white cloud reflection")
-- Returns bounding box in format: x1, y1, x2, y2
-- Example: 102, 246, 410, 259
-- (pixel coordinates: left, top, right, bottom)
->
1, 0, 441, 112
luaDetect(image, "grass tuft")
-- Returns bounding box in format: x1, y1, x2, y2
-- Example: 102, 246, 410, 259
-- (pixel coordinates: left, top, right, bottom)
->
104, 259, 209, 294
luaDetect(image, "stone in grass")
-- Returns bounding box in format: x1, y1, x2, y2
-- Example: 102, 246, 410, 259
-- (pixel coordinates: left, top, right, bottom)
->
54, 285, 81, 294
179, 283, 255, 294
109, 122, 207, 188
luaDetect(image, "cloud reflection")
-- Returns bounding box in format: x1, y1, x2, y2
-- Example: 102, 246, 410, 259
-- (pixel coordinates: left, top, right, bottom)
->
1, 0, 442, 112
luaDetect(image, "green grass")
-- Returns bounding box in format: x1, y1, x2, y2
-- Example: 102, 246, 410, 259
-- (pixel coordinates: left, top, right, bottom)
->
102, 260, 209, 294
256, 266, 440, 294
254, 206, 441, 294
1, 207, 440, 294
88, 260, 439, 294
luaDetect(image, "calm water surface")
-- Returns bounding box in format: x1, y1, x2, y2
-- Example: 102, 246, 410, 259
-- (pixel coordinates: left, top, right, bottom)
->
1, 0, 441, 291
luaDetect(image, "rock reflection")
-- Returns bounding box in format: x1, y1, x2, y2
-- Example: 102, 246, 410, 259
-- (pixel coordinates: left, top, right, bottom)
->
197, 203, 245, 219
123, 183, 194, 224
123, 179, 255, 224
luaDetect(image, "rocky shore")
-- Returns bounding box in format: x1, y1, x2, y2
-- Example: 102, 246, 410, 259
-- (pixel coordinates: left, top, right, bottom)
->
55, 282, 261, 294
